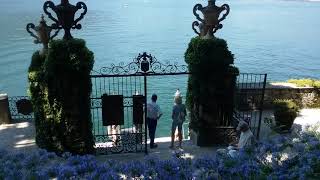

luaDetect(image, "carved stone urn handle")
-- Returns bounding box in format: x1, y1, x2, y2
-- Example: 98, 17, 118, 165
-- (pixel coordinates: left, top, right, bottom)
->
43, 0, 88, 40
72, 2, 87, 30
43, 1, 59, 26
192, 4, 205, 36
26, 23, 41, 44
193, 4, 204, 23
26, 15, 60, 54
217, 4, 230, 24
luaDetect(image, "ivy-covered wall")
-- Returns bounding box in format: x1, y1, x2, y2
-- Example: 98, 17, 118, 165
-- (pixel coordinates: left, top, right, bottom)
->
185, 37, 239, 145
28, 39, 94, 154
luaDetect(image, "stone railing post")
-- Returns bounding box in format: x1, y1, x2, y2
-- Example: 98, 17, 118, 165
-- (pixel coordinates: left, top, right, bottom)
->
0, 94, 12, 124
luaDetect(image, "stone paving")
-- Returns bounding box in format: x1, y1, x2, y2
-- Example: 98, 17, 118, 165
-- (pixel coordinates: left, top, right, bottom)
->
1, 109, 319, 161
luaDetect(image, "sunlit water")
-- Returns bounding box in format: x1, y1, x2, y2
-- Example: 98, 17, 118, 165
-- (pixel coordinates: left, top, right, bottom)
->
0, 0, 319, 137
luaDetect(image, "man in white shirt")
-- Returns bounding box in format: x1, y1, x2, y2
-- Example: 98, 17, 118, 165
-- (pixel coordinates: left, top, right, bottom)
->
217, 121, 256, 158
147, 94, 162, 148
228, 121, 256, 157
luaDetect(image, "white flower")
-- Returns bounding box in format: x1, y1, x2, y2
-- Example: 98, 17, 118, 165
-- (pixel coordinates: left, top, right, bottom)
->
292, 138, 300, 143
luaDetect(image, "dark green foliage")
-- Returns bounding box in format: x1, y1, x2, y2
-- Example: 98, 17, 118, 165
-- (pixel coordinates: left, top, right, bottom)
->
273, 99, 299, 131
28, 39, 94, 154
185, 37, 238, 136
185, 37, 235, 68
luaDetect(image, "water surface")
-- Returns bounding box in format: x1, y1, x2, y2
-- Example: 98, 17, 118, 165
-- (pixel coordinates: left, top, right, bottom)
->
0, 0, 319, 137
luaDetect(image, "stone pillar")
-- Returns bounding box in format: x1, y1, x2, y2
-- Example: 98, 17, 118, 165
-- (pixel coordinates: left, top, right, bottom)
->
0, 94, 12, 124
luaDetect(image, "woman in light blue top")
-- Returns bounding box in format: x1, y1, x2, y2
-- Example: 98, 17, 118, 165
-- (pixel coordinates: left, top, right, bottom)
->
170, 89, 186, 149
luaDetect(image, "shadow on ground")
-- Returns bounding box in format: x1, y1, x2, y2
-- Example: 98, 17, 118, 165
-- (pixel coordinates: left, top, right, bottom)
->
96, 138, 223, 162
0, 121, 37, 153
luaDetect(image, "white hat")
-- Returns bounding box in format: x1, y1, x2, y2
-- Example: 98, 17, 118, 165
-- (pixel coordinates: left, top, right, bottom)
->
174, 89, 182, 104
174, 89, 182, 97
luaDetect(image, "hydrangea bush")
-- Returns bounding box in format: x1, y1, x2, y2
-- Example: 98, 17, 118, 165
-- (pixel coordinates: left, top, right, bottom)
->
1, 125, 320, 179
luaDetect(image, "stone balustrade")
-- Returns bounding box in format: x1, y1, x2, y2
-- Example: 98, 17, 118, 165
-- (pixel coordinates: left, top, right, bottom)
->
263, 83, 320, 108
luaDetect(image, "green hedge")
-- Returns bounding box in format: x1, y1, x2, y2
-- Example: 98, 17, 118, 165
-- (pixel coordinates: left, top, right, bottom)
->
28, 39, 94, 154
185, 37, 238, 133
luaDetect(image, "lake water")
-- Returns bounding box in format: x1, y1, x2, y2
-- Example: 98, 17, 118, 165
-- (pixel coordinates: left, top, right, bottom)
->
0, 0, 319, 137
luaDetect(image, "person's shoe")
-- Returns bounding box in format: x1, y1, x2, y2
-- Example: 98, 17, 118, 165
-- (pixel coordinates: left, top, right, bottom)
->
169, 145, 174, 149
150, 143, 158, 149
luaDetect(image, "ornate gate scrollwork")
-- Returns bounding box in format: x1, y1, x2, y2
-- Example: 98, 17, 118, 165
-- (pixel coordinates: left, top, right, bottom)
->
99, 52, 188, 75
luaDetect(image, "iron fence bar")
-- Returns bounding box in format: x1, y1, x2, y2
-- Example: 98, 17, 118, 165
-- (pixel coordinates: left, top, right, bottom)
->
144, 74, 148, 155
108, 76, 111, 94
139, 76, 142, 97
134, 76, 137, 95
94, 77, 99, 137
256, 74, 267, 140
243, 74, 247, 120
139, 76, 143, 148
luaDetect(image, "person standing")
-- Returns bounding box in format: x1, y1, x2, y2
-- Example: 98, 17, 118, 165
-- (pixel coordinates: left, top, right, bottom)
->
147, 94, 162, 148
170, 89, 186, 149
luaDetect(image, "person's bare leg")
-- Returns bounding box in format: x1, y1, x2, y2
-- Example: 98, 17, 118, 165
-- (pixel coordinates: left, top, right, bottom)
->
170, 133, 175, 149
178, 132, 182, 148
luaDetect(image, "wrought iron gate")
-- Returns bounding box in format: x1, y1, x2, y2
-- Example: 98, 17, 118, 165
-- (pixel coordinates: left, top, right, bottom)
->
91, 74, 146, 154
90, 52, 267, 154
90, 52, 188, 155
234, 73, 267, 139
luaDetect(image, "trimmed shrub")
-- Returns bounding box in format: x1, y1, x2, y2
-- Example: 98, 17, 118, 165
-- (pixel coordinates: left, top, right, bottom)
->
273, 99, 299, 131
28, 39, 95, 154
185, 37, 239, 145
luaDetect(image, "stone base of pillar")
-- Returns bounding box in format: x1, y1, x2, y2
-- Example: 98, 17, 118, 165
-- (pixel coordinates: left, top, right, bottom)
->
191, 127, 238, 146
0, 94, 12, 124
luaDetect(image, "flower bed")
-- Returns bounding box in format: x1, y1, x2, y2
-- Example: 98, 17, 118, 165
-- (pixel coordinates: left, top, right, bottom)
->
1, 126, 320, 179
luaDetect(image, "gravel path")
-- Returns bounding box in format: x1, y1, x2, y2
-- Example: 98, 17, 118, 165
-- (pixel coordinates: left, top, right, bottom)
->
294, 109, 320, 127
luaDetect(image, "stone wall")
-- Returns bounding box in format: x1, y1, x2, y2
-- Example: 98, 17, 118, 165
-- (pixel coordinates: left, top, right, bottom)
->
263, 87, 320, 109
